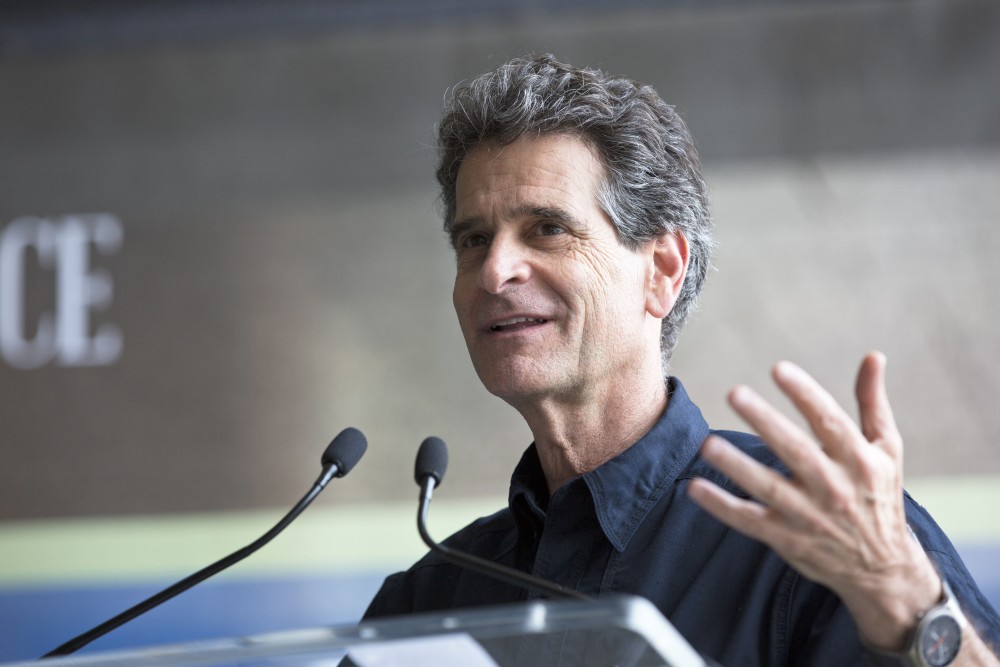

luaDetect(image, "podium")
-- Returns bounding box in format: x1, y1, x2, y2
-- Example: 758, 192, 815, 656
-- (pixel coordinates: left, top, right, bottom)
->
11, 595, 706, 666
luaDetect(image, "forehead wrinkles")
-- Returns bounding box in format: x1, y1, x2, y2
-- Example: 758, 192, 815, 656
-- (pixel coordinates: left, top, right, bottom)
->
454, 135, 607, 225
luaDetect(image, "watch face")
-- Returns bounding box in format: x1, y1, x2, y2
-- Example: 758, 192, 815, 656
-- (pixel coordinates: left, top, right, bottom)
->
920, 615, 962, 666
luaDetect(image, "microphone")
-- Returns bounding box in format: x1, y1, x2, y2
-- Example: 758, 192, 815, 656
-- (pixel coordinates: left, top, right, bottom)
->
414, 436, 590, 602
43, 427, 368, 658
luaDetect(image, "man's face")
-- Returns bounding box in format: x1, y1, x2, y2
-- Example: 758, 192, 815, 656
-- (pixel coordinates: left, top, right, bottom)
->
450, 133, 657, 407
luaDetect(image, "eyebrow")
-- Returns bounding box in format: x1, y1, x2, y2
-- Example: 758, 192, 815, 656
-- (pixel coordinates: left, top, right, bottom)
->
447, 217, 482, 249
449, 205, 583, 248
518, 205, 580, 227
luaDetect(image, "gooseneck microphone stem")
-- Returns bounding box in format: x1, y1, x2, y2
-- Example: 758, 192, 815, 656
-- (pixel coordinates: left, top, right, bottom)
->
44, 427, 368, 659
417, 475, 591, 602
44, 466, 337, 658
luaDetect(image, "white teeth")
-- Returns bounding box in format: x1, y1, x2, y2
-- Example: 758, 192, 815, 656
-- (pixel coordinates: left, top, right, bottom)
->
491, 316, 546, 330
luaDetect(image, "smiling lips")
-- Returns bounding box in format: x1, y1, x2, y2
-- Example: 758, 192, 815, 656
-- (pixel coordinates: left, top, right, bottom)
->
489, 316, 549, 332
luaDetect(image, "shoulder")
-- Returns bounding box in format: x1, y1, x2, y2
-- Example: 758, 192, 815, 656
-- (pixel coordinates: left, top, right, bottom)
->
679, 428, 788, 499
403, 505, 517, 570
363, 507, 516, 619
902, 492, 1000, 642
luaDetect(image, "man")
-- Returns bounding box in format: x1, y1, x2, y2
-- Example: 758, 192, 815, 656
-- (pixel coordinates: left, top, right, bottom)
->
364, 55, 999, 665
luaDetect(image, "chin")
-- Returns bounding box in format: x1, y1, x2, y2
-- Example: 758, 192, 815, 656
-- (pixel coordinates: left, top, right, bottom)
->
475, 360, 565, 404
478, 373, 537, 401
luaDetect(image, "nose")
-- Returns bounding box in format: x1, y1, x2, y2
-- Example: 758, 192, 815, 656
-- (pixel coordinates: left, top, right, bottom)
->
477, 234, 531, 294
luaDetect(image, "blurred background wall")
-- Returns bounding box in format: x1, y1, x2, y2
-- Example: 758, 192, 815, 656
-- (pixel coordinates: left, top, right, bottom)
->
1, 0, 998, 660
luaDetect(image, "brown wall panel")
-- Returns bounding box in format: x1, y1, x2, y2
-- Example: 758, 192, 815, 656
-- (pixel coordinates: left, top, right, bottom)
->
1, 1, 998, 520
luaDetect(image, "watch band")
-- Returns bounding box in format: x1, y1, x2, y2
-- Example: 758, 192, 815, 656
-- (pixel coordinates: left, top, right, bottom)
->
862, 578, 965, 667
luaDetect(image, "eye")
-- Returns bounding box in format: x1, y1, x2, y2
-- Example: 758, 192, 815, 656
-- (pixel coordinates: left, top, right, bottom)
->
538, 222, 565, 236
460, 232, 489, 249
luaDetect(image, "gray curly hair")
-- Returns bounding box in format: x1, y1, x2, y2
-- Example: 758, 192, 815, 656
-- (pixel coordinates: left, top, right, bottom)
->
437, 54, 714, 367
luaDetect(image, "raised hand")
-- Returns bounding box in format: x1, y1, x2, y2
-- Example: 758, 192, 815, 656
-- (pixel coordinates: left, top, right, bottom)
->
687, 352, 941, 650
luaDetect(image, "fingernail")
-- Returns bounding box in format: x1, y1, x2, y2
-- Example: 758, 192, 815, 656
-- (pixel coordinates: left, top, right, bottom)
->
774, 360, 803, 382
687, 478, 708, 500
701, 434, 730, 457
728, 385, 754, 408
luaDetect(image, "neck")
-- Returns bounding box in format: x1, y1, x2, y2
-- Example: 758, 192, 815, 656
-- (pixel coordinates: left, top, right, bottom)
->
514, 366, 669, 496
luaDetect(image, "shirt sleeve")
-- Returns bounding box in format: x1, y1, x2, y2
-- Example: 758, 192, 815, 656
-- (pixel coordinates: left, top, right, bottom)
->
903, 490, 1000, 649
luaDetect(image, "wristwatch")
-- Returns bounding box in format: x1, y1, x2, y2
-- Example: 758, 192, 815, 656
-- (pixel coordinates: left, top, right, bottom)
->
863, 578, 965, 667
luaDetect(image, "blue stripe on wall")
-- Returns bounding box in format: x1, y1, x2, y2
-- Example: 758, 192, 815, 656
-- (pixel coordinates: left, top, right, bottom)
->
2, 543, 998, 663
0, 572, 386, 661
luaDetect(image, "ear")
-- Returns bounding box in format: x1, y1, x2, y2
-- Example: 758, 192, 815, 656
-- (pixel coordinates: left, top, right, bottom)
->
645, 230, 689, 319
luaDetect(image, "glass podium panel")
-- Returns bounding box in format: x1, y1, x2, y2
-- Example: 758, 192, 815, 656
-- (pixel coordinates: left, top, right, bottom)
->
10, 595, 706, 667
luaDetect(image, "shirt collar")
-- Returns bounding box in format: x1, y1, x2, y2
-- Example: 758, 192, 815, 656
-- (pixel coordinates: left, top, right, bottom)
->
509, 445, 549, 518
508, 378, 710, 552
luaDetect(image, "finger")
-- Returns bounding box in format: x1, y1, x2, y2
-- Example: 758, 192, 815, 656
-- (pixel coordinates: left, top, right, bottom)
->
687, 476, 800, 553
727, 387, 831, 492
698, 435, 816, 521
771, 361, 865, 464
855, 351, 902, 461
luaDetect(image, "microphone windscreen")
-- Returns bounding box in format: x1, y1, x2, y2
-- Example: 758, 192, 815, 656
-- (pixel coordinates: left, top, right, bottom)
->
322, 427, 368, 477
415, 436, 448, 486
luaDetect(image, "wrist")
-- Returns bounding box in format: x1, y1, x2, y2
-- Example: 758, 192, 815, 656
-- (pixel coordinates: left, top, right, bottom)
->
862, 577, 966, 667
850, 539, 943, 650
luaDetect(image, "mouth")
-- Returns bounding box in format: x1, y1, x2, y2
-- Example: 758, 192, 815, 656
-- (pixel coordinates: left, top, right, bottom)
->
488, 316, 549, 333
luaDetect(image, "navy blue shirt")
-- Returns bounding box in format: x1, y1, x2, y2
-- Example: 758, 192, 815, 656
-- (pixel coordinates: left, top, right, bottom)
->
364, 380, 1000, 665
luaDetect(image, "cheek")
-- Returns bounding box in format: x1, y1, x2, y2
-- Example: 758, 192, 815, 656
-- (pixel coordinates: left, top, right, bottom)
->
451, 277, 465, 314
452, 282, 466, 315
452, 278, 476, 332
586, 264, 649, 327
573, 250, 643, 310
560, 247, 613, 299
